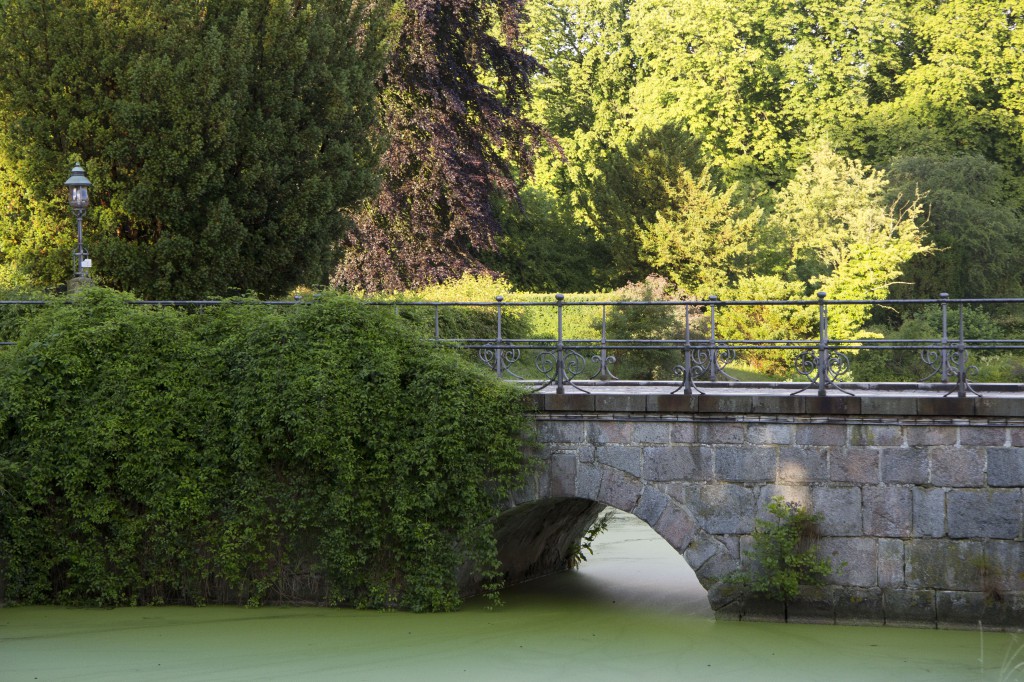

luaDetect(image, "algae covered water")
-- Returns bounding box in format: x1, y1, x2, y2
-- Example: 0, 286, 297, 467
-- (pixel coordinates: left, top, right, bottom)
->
2, 512, 1021, 681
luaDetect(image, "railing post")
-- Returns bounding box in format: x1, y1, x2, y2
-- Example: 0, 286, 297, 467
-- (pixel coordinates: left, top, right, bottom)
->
600, 303, 610, 379
495, 295, 504, 378
555, 293, 565, 394
817, 291, 828, 397
683, 302, 694, 395
708, 295, 719, 382
956, 302, 968, 399
940, 293, 949, 383
433, 304, 440, 342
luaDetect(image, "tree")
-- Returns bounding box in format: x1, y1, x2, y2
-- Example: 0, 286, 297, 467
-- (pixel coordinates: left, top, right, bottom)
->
886, 154, 1024, 298
769, 143, 930, 337
637, 169, 770, 295
627, 0, 916, 187
0, 0, 388, 298
332, 0, 544, 293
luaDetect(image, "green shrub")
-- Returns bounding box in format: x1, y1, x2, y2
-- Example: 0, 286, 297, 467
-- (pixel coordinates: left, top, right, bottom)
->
0, 287, 529, 611
728, 496, 831, 604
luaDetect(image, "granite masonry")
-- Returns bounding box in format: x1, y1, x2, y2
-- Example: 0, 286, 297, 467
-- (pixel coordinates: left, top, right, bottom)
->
498, 389, 1024, 629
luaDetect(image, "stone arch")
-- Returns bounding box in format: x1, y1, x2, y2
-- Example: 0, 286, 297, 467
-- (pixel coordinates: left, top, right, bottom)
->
494, 458, 739, 610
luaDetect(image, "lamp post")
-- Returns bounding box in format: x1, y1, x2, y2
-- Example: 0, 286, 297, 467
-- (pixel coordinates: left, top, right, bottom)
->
63, 163, 92, 280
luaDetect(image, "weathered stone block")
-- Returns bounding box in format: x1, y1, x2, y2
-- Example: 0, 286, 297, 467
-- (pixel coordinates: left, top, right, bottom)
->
778, 446, 828, 483
716, 445, 776, 482
746, 423, 794, 445
959, 427, 1007, 447
536, 420, 585, 444
548, 453, 577, 498
882, 588, 936, 627
935, 591, 986, 628
698, 395, 753, 414
850, 424, 903, 447
803, 396, 861, 415
985, 540, 1024, 595
831, 446, 880, 484
787, 585, 836, 624
863, 486, 912, 537
544, 393, 595, 412
757, 484, 811, 512
654, 503, 698, 550
696, 483, 757, 535
577, 444, 595, 463
679, 528, 729, 569
916, 398, 975, 417
659, 481, 700, 508
598, 468, 643, 512
833, 587, 884, 625
947, 489, 1021, 539
987, 447, 1024, 487
881, 447, 929, 484
861, 396, 918, 416
574, 460, 602, 500
647, 394, 698, 413
912, 487, 946, 538
631, 421, 672, 444
587, 421, 633, 445
670, 421, 697, 443
1012, 429, 1024, 447
632, 486, 670, 527
795, 423, 847, 446
930, 446, 985, 487
750, 396, 804, 415
905, 539, 984, 590
906, 426, 957, 446
877, 538, 905, 587
813, 487, 863, 536
819, 537, 877, 587
595, 394, 647, 412
594, 445, 642, 477
740, 597, 786, 622
696, 422, 746, 445
644, 444, 705, 482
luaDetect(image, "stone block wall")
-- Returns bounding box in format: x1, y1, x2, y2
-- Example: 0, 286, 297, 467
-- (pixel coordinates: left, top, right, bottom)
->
515, 394, 1024, 629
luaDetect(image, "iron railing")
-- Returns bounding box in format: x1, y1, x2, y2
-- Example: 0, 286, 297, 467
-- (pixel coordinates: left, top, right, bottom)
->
4, 293, 1024, 398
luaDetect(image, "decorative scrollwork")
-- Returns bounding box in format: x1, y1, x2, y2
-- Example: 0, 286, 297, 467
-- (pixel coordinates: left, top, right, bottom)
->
590, 353, 618, 380
478, 344, 524, 379
793, 349, 850, 383
917, 348, 942, 382
535, 348, 588, 384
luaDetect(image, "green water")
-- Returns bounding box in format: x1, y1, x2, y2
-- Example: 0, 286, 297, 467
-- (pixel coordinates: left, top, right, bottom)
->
2, 513, 1021, 681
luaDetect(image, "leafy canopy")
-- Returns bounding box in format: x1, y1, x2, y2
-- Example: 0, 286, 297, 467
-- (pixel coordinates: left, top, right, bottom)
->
0, 0, 388, 298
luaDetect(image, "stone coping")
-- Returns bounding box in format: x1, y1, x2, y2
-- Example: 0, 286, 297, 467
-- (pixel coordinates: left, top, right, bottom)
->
526, 383, 1024, 418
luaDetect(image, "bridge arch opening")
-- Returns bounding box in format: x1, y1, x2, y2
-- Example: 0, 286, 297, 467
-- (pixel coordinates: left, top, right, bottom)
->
492, 498, 714, 616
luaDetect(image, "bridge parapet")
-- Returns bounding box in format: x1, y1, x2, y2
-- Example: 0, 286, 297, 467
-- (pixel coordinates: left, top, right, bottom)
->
502, 387, 1024, 628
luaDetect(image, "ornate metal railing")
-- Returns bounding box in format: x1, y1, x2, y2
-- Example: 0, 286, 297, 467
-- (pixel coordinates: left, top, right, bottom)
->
368, 293, 1024, 398
5, 293, 1024, 398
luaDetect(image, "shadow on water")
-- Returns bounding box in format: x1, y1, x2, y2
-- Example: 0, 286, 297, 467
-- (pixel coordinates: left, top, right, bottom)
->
1, 508, 1022, 681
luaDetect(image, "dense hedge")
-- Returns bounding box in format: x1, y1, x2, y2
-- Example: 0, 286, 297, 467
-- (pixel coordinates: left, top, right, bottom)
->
0, 288, 530, 610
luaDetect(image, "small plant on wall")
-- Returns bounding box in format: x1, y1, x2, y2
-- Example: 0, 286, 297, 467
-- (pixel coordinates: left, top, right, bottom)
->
728, 496, 832, 607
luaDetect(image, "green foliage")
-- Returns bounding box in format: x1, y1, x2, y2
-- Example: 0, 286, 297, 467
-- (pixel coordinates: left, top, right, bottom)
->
729, 496, 831, 603
886, 155, 1024, 299
0, 287, 529, 611
565, 511, 612, 570
603, 276, 695, 380
0, 0, 388, 298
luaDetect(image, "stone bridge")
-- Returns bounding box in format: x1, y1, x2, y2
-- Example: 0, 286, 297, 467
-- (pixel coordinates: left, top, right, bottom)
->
493, 386, 1024, 629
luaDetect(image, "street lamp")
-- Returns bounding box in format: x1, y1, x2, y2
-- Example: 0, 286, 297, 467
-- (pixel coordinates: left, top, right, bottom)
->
63, 163, 92, 278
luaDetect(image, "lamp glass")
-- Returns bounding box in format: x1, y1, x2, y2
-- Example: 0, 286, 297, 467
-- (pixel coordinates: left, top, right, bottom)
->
69, 185, 89, 209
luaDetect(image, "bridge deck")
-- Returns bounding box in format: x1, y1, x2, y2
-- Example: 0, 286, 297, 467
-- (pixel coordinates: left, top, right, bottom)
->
527, 382, 1024, 420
